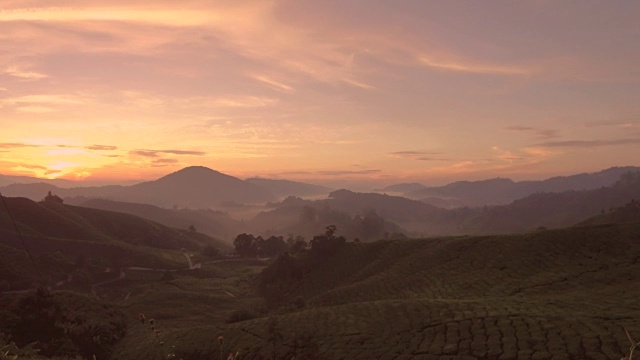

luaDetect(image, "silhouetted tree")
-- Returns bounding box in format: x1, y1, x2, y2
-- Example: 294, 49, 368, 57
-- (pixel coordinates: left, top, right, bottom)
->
233, 233, 257, 258
310, 225, 346, 258
44, 191, 63, 204
257, 252, 304, 303
289, 238, 308, 255
260, 236, 288, 257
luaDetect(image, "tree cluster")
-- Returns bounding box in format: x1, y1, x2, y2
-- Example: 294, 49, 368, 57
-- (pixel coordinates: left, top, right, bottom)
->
309, 225, 347, 258
233, 234, 289, 258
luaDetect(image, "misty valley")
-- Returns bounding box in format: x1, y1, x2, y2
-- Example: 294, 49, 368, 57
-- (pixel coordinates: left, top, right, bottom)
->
1, 166, 640, 359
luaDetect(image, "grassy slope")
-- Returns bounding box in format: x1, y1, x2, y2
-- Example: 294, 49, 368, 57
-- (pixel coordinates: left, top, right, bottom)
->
79, 198, 239, 244
0, 197, 229, 288
103, 221, 640, 360
221, 222, 640, 359
5, 193, 640, 359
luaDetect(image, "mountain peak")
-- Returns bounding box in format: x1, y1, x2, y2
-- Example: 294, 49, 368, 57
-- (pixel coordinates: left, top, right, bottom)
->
170, 166, 223, 176
124, 166, 275, 207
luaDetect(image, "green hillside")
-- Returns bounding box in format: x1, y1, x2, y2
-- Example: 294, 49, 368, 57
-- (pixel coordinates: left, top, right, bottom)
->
79, 198, 240, 243
0, 196, 229, 291
4, 193, 640, 359
222, 222, 640, 359
81, 221, 640, 360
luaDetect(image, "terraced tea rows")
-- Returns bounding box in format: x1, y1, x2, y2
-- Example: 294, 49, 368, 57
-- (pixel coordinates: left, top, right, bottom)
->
108, 222, 640, 359
221, 222, 640, 359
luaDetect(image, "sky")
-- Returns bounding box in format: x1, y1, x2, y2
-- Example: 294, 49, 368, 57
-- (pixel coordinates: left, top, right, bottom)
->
1, 1, 639, 188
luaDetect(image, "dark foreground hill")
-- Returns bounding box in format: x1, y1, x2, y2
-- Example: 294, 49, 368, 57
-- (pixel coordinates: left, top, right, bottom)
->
0, 196, 228, 290
99, 220, 640, 360
79, 198, 241, 242
222, 222, 640, 359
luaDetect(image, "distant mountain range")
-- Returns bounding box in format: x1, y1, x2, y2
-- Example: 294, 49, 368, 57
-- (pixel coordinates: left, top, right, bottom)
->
259, 171, 640, 237
245, 177, 331, 198
380, 166, 640, 208
2, 166, 638, 211
0, 166, 329, 209
1, 166, 639, 241
0, 174, 137, 188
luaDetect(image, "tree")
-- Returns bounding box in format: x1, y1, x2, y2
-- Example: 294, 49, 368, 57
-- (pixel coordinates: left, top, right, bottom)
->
309, 225, 346, 258
233, 233, 257, 258
260, 236, 288, 257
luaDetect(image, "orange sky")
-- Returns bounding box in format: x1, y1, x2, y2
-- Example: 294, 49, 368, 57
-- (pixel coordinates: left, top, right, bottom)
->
1, 1, 639, 187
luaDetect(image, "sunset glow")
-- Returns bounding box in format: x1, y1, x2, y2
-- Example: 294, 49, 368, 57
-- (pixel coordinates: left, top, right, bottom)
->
1, 1, 639, 187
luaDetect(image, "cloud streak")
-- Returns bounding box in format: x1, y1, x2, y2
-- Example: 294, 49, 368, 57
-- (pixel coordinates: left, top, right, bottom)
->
419, 56, 529, 76
505, 126, 560, 139
0, 143, 39, 149
534, 138, 640, 148
86, 144, 117, 151
130, 149, 206, 158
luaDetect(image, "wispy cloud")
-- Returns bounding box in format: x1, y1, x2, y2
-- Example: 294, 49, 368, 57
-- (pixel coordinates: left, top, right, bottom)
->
0, 7, 214, 27
505, 126, 560, 139
417, 157, 452, 162
251, 75, 295, 93
0, 142, 39, 149
212, 96, 279, 108
389, 150, 451, 162
390, 150, 441, 159
3, 66, 48, 80
130, 149, 206, 158
274, 169, 382, 176
0, 94, 86, 113
534, 138, 640, 148
151, 158, 178, 167
419, 56, 529, 76
584, 119, 640, 129
316, 169, 381, 176
13, 163, 48, 170
86, 144, 117, 151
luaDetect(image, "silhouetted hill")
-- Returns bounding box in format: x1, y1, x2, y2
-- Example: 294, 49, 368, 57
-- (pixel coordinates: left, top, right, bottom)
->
406, 166, 640, 207
326, 189, 442, 222
116, 166, 276, 207
577, 199, 640, 227
230, 221, 640, 359
0, 182, 123, 200
374, 182, 426, 194
244, 190, 433, 240
245, 178, 331, 198
0, 197, 222, 250
0, 173, 139, 188
0, 174, 78, 188
0, 196, 228, 289
0, 166, 277, 209
254, 172, 640, 238
458, 172, 640, 234
80, 198, 240, 243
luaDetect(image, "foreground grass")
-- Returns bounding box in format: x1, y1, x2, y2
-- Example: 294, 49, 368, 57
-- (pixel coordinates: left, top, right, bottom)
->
83, 222, 640, 359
